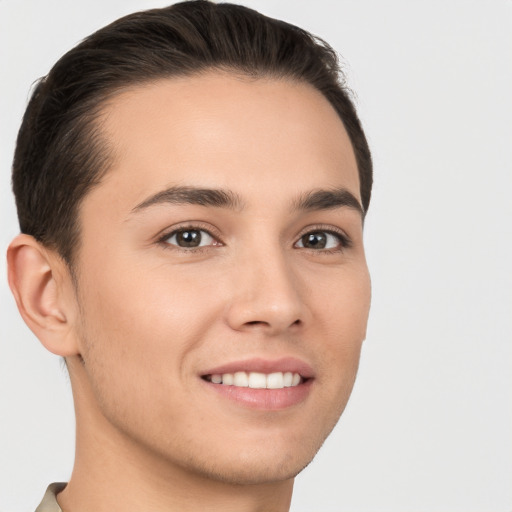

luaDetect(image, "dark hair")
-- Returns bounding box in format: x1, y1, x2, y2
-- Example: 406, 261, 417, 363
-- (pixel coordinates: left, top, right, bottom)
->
12, 0, 372, 265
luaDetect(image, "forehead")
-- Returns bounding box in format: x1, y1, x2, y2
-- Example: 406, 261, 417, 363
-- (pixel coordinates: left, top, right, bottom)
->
90, 72, 360, 213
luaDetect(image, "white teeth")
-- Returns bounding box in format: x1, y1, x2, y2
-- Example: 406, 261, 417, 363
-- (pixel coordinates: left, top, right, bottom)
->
222, 373, 234, 385
233, 371, 249, 387
267, 372, 284, 389
207, 371, 303, 389
248, 372, 267, 389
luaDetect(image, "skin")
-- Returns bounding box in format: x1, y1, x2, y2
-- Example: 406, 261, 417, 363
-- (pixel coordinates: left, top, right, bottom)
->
8, 72, 371, 512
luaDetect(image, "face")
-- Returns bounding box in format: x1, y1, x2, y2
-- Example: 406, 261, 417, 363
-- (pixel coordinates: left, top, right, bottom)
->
71, 72, 371, 484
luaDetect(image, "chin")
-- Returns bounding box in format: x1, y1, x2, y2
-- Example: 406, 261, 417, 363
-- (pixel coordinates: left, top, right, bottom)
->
174, 425, 332, 486
187, 452, 312, 486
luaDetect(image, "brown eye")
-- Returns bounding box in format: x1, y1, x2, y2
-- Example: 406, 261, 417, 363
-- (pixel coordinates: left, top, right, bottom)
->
165, 229, 216, 248
300, 232, 327, 249
295, 230, 347, 250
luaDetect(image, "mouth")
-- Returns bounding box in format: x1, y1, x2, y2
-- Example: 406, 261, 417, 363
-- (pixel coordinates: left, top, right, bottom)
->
200, 358, 314, 410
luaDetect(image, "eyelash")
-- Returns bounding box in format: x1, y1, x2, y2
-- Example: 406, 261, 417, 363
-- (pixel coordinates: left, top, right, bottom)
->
156, 223, 222, 253
296, 225, 352, 253
156, 224, 352, 253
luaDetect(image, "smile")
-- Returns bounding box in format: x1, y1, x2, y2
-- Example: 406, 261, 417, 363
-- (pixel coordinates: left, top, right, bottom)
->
203, 371, 303, 389
200, 358, 314, 410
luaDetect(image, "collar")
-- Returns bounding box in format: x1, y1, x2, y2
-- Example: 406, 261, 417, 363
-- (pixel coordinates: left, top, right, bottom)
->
35, 483, 66, 512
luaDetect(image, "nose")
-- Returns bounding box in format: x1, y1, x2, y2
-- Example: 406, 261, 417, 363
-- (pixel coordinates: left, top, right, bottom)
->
225, 247, 305, 336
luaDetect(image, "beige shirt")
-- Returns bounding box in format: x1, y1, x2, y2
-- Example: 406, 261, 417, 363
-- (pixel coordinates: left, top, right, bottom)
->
35, 483, 66, 512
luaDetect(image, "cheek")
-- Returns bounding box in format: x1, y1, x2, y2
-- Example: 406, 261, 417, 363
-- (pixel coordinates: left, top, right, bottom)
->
74, 256, 226, 397
312, 262, 371, 341
307, 263, 370, 397
79, 255, 221, 338
73, 267, 226, 443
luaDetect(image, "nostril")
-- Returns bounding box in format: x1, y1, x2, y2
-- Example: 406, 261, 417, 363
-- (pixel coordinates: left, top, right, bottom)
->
243, 318, 301, 329
246, 320, 267, 326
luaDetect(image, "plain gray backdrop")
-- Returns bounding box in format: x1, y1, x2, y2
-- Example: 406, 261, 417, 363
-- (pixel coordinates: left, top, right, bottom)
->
1, 1, 511, 511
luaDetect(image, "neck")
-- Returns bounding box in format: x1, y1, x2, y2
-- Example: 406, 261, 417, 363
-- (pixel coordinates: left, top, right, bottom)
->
58, 359, 294, 512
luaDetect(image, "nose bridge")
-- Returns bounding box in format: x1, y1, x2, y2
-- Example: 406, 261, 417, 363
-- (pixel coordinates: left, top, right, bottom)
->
226, 238, 304, 334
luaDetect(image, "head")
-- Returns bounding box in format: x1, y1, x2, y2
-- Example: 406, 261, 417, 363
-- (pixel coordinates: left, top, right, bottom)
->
8, 0, 372, 489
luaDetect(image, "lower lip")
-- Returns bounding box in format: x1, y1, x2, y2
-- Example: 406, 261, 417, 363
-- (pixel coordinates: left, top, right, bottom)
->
201, 379, 313, 410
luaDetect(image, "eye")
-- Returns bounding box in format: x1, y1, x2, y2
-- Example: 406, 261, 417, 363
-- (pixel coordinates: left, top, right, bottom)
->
164, 228, 218, 249
295, 230, 348, 250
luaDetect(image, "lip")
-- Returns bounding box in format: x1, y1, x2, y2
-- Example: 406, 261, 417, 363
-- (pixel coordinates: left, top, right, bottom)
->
201, 357, 315, 379
199, 357, 315, 411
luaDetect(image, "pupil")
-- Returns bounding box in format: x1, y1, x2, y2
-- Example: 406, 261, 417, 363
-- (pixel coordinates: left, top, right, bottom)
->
303, 232, 326, 249
177, 230, 201, 247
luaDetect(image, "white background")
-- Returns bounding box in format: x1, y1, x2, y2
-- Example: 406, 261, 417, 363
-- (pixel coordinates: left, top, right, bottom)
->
1, 1, 511, 511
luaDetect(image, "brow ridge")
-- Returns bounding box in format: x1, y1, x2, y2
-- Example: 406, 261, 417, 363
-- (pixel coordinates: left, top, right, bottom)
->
131, 185, 363, 217
292, 188, 364, 216
132, 186, 243, 212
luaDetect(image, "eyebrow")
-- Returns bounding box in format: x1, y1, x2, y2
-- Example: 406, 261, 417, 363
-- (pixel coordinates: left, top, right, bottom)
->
131, 185, 363, 217
292, 188, 364, 216
131, 186, 243, 213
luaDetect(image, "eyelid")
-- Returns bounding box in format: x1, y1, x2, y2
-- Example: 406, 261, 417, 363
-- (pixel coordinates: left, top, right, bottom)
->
294, 224, 352, 250
155, 222, 224, 248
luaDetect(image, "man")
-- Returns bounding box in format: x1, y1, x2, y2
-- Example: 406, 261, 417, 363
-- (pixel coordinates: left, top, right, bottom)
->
7, 1, 372, 511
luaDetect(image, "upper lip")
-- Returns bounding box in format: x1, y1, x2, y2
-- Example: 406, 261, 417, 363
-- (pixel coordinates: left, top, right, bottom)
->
201, 357, 314, 379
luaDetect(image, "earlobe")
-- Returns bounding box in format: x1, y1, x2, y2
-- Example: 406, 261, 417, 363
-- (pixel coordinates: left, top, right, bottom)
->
7, 234, 80, 357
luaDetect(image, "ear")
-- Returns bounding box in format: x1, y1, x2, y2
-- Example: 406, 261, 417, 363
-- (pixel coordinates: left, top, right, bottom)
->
7, 234, 80, 357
